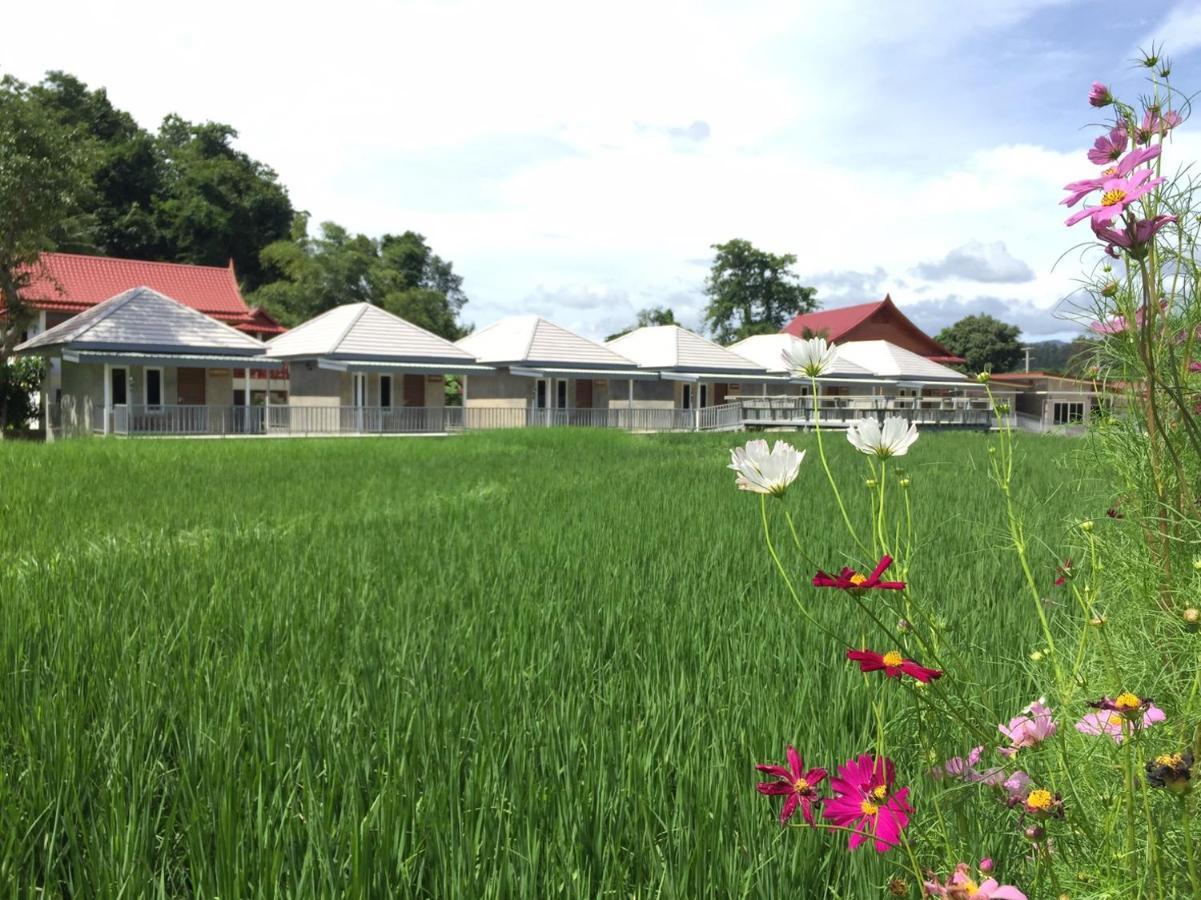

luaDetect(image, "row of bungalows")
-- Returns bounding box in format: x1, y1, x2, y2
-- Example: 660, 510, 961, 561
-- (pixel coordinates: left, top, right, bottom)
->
10, 253, 1017, 439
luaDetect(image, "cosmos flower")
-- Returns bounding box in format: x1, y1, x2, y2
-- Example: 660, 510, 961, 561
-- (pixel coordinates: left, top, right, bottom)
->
755, 746, 828, 825
728, 439, 804, 497
1092, 214, 1176, 258
813, 555, 906, 591
846, 648, 943, 683
1054, 559, 1073, 586
1020, 787, 1064, 820
782, 336, 838, 378
997, 701, 1057, 757
1135, 108, 1183, 144
1087, 125, 1128, 165
846, 416, 919, 459
1065, 169, 1165, 228
1088, 82, 1113, 107
931, 746, 984, 782
823, 754, 912, 853
924, 862, 1028, 899
1145, 750, 1193, 795
1076, 693, 1165, 742
1062, 145, 1161, 206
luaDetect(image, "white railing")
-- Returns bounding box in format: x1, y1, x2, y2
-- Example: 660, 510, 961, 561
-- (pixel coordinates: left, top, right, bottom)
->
44, 398, 1010, 439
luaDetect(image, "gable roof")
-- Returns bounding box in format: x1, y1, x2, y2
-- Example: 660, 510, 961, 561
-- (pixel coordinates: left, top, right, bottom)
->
605, 325, 766, 374
13, 252, 276, 336
726, 333, 874, 378
456, 315, 635, 368
832, 340, 969, 382
781, 295, 964, 363
15, 286, 269, 356
265, 303, 479, 364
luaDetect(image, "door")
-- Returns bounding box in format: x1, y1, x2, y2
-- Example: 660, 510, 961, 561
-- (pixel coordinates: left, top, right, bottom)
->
403, 374, 424, 407
575, 379, 593, 409
110, 367, 128, 406
177, 367, 206, 405
699, 384, 709, 408
681, 384, 692, 410
713, 383, 729, 405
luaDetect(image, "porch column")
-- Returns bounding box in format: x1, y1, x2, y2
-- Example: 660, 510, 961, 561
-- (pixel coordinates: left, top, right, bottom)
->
265, 368, 271, 434
103, 363, 111, 436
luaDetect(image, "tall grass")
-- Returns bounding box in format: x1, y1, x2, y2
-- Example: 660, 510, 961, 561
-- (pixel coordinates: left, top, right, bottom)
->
0, 430, 1100, 897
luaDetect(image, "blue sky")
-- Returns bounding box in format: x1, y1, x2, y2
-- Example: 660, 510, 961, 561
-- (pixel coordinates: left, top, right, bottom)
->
6, 0, 1201, 342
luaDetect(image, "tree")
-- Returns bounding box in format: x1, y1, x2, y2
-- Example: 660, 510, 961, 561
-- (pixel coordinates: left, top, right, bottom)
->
605, 306, 677, 340
0, 76, 93, 431
250, 219, 471, 339
702, 239, 817, 343
935, 313, 1023, 374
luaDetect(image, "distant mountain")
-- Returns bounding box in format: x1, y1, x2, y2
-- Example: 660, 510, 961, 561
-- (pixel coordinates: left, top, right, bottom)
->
1008, 338, 1097, 375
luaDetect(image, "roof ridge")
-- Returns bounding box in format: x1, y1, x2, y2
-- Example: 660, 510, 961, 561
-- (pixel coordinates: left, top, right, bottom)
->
522, 316, 546, 361
58, 286, 147, 342
41, 250, 235, 274
329, 303, 372, 354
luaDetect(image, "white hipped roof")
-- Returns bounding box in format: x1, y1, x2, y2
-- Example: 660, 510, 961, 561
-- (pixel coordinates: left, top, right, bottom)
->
456, 315, 637, 370
265, 303, 482, 368
834, 340, 969, 382
15, 286, 267, 357
605, 325, 767, 376
727, 333, 875, 379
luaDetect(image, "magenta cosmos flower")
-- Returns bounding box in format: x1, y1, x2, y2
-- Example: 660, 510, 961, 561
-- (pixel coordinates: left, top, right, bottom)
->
813, 555, 905, 591
931, 746, 984, 781
1088, 125, 1128, 165
755, 746, 827, 825
1065, 169, 1164, 228
1093, 214, 1176, 258
1062, 144, 1161, 207
823, 754, 912, 853
1076, 692, 1165, 743
1136, 108, 1183, 144
846, 648, 943, 683
998, 700, 1057, 758
924, 862, 1028, 899
1088, 82, 1112, 108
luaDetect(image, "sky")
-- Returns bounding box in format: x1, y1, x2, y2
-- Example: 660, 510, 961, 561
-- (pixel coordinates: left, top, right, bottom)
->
5, 0, 1201, 343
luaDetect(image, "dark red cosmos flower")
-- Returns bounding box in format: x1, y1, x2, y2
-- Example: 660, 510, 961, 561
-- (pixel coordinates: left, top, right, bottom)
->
1054, 558, 1073, 586
846, 648, 943, 683
813, 555, 905, 591
755, 746, 827, 825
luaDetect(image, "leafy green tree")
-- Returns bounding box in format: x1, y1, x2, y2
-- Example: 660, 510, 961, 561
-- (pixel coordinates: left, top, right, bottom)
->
605, 306, 677, 340
702, 239, 817, 343
0, 76, 93, 430
250, 219, 471, 339
935, 313, 1023, 375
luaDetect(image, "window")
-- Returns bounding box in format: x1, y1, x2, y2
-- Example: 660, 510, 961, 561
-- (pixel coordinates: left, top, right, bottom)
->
699, 384, 708, 408
682, 384, 692, 409
1053, 401, 1085, 425
555, 380, 568, 409
111, 367, 128, 405
144, 368, 163, 408
536, 380, 548, 409
380, 375, 393, 409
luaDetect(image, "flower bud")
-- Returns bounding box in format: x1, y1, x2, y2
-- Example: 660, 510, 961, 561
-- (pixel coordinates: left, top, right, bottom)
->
979, 858, 993, 873
1024, 824, 1046, 842
1089, 81, 1113, 107
976, 371, 991, 384
888, 878, 909, 897
1184, 608, 1200, 633
865, 478, 877, 488
1193, 557, 1201, 572
1030, 650, 1044, 662
897, 618, 913, 634
1100, 281, 1119, 297
899, 477, 911, 488
1080, 520, 1094, 532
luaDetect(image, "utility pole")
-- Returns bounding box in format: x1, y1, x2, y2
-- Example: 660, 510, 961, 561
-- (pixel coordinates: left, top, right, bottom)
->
1023, 346, 1032, 373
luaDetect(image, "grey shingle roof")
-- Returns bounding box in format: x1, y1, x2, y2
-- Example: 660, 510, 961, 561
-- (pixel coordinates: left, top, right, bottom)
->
265, 303, 479, 363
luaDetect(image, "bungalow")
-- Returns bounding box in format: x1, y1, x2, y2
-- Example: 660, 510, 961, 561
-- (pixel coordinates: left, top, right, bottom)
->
455, 315, 655, 427
603, 324, 774, 411
263, 302, 493, 433
726, 333, 878, 395
14, 286, 281, 437
782, 295, 965, 365
987, 371, 1107, 432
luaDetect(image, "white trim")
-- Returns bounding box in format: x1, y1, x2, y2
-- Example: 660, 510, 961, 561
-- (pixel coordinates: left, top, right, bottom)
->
143, 366, 164, 409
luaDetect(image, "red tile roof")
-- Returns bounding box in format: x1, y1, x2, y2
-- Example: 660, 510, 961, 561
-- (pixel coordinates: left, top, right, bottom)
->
13, 252, 282, 336
782, 295, 965, 364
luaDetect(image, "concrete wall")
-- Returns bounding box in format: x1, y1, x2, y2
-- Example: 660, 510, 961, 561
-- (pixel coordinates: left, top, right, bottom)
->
287, 363, 349, 407
207, 370, 235, 406
465, 372, 532, 408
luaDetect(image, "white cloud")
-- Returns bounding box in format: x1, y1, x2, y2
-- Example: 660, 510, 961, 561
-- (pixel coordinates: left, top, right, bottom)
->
914, 241, 1036, 283
1138, 3, 1201, 59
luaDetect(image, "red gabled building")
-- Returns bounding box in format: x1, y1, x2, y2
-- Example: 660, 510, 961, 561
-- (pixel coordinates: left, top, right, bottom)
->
15, 252, 286, 339
781, 295, 965, 365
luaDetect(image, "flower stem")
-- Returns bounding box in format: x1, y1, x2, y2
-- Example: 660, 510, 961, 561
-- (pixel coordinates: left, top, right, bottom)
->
1183, 796, 1200, 900
810, 375, 867, 554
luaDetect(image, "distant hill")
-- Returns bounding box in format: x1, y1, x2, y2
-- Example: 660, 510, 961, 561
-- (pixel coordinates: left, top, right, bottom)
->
1007, 338, 1097, 375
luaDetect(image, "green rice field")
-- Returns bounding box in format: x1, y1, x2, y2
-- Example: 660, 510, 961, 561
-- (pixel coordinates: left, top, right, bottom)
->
0, 429, 1101, 898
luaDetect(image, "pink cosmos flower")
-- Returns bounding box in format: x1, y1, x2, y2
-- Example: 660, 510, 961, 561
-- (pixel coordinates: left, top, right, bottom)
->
823, 754, 912, 853
755, 746, 827, 826
924, 862, 1027, 899
1089, 82, 1112, 108
846, 648, 943, 683
1062, 144, 1161, 207
1076, 703, 1165, 743
1091, 309, 1144, 335
998, 701, 1057, 757
1093, 215, 1176, 257
1136, 108, 1183, 144
932, 746, 984, 781
1088, 125, 1128, 165
813, 555, 906, 591
1065, 169, 1164, 227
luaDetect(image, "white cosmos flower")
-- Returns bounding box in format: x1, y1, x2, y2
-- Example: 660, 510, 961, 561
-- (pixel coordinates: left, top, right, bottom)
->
781, 337, 838, 378
727, 439, 805, 496
846, 415, 919, 459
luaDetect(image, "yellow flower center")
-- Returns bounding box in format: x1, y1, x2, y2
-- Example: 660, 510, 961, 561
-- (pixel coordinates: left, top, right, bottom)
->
871, 785, 888, 801
1101, 188, 1127, 207
882, 650, 904, 667
962, 879, 980, 893
1026, 789, 1054, 811
1102, 166, 1118, 175
1108, 714, 1125, 726
793, 777, 809, 792
1114, 692, 1141, 711
849, 573, 868, 586
860, 800, 879, 816
1156, 753, 1183, 767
